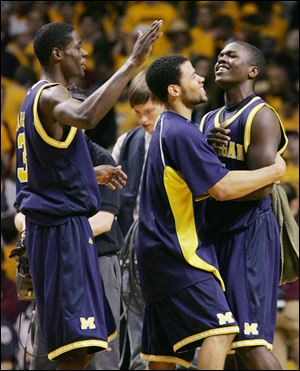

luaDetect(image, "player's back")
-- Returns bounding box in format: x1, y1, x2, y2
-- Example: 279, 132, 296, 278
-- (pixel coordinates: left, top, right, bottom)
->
15, 80, 101, 225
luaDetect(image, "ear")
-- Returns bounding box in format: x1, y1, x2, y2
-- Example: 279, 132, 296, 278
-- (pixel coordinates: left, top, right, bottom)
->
167, 84, 180, 98
52, 47, 63, 64
249, 66, 260, 80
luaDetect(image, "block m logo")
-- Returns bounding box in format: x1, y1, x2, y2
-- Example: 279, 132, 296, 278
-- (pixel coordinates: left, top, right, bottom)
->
244, 322, 258, 335
80, 317, 96, 330
216, 312, 235, 325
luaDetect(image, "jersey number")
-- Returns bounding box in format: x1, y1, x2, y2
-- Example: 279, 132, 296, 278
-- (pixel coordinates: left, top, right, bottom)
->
17, 112, 28, 183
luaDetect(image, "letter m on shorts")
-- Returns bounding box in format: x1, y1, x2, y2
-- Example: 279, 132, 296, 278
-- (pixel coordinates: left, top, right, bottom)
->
80, 317, 96, 330
244, 322, 258, 335
216, 312, 235, 325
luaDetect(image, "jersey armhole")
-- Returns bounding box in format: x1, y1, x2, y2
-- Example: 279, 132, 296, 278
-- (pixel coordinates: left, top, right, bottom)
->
33, 83, 77, 149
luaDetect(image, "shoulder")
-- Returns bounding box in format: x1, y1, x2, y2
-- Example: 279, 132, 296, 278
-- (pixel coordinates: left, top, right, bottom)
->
251, 104, 281, 130
38, 84, 71, 114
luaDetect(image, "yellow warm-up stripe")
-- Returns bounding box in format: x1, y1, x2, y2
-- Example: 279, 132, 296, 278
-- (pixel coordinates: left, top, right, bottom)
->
33, 83, 77, 148
163, 166, 225, 291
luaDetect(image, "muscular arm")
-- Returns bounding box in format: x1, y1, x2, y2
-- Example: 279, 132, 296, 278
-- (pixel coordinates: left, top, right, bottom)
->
39, 21, 162, 133
235, 106, 282, 200
208, 153, 285, 201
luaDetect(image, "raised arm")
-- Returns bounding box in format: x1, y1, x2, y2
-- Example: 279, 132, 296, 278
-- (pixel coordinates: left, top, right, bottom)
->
40, 20, 163, 130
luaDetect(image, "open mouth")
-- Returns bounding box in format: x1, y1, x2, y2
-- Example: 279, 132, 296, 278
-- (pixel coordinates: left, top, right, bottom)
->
216, 64, 230, 73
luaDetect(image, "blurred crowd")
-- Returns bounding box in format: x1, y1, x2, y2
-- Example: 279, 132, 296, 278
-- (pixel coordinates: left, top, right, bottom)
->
1, 1, 299, 370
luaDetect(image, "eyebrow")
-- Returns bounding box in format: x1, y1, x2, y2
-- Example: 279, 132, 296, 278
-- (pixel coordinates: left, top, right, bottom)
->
218, 49, 237, 57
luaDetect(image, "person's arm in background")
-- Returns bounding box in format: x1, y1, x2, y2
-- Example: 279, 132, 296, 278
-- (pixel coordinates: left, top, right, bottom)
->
86, 137, 120, 237
89, 211, 114, 236
14, 212, 25, 233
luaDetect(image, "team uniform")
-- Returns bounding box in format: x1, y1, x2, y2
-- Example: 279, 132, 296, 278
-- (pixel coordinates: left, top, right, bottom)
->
136, 111, 239, 368
15, 80, 116, 360
200, 95, 288, 351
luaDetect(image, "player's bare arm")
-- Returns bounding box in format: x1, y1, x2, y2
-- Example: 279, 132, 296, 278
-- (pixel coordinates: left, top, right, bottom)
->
39, 20, 163, 135
208, 153, 285, 201
235, 106, 283, 200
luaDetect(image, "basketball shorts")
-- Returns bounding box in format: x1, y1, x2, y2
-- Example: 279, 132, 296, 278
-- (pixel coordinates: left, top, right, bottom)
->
141, 277, 239, 368
25, 215, 116, 360
215, 209, 280, 351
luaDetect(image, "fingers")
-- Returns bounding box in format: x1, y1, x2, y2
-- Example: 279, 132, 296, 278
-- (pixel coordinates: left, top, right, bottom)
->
139, 20, 163, 43
207, 127, 230, 149
115, 166, 128, 180
106, 166, 127, 190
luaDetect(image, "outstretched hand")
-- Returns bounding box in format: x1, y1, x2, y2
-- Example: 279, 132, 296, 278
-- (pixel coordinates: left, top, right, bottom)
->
207, 127, 231, 151
94, 165, 128, 190
129, 20, 163, 67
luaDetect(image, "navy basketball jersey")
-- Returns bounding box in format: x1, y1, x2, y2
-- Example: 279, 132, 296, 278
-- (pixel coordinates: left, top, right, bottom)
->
137, 111, 229, 303
200, 95, 288, 232
15, 80, 101, 224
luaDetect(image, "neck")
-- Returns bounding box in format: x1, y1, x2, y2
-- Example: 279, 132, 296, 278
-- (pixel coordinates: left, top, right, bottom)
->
224, 83, 255, 108
166, 101, 192, 121
40, 66, 70, 86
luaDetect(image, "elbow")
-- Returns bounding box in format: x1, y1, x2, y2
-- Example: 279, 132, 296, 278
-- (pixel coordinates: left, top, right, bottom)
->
212, 189, 231, 201
209, 183, 232, 201
74, 106, 98, 129
79, 114, 98, 130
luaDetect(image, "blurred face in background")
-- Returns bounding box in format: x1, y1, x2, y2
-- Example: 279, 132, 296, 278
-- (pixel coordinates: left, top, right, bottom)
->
133, 99, 164, 134
266, 65, 289, 94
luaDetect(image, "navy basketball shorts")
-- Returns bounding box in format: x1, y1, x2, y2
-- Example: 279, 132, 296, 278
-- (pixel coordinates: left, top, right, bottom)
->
25, 215, 116, 361
140, 277, 239, 368
215, 209, 280, 351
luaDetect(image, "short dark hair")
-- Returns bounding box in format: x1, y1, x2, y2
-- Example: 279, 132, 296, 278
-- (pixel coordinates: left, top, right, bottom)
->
229, 41, 266, 77
145, 55, 188, 104
33, 23, 74, 66
129, 71, 160, 107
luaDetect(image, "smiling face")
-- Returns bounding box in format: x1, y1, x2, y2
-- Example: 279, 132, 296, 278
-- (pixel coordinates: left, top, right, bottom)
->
179, 61, 208, 108
214, 42, 256, 88
60, 31, 88, 80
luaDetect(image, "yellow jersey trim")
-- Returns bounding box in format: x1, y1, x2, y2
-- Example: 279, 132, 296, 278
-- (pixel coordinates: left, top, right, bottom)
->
214, 96, 261, 129
33, 83, 78, 148
140, 353, 190, 368
30, 80, 50, 91
163, 166, 225, 291
108, 330, 117, 343
199, 112, 210, 133
244, 103, 288, 154
48, 339, 108, 360
194, 193, 211, 202
173, 326, 240, 352
231, 339, 273, 350
244, 103, 266, 152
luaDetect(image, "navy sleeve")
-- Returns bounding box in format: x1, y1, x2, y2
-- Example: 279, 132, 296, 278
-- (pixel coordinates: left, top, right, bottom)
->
164, 123, 229, 197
